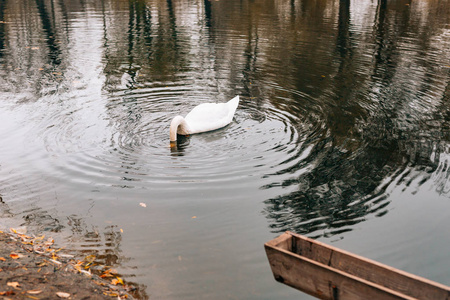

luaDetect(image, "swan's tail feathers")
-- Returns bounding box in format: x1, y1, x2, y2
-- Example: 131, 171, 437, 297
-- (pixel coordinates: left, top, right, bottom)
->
228, 95, 240, 112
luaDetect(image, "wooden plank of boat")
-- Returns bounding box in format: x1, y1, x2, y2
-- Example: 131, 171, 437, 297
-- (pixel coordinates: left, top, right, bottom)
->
264, 231, 450, 300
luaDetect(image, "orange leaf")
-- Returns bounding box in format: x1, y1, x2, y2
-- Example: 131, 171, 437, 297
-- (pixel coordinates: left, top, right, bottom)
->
0, 257, 6, 261
0, 290, 15, 296
10, 253, 22, 259
111, 276, 123, 285
111, 278, 119, 285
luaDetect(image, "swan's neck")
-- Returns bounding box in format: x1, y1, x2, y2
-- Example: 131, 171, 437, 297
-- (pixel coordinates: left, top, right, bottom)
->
170, 115, 191, 142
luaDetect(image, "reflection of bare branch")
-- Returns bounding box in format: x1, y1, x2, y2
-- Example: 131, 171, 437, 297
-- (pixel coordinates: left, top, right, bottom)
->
35, 0, 62, 65
262, 0, 450, 237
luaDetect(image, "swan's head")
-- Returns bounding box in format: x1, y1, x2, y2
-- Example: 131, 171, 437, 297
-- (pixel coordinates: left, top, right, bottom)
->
170, 115, 190, 144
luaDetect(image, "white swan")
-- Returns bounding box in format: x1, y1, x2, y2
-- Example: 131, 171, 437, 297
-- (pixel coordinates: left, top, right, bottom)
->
170, 96, 240, 143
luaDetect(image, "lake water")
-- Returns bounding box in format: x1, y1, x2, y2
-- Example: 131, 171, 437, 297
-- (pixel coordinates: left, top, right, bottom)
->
0, 0, 449, 298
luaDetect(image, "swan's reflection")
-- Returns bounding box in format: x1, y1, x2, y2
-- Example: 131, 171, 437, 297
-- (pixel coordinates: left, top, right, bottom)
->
170, 135, 190, 155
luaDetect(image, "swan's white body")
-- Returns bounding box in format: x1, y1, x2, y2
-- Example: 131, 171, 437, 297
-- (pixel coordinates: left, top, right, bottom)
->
170, 96, 239, 142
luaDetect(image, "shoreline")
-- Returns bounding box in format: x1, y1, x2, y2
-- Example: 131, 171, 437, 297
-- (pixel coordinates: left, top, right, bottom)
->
0, 228, 135, 299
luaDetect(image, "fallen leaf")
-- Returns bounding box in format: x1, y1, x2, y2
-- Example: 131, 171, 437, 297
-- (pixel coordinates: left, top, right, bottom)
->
0, 290, 15, 296
49, 259, 62, 265
100, 268, 116, 278
191, 216, 197, 219
120, 228, 123, 233
111, 278, 119, 285
104, 291, 119, 297
139, 202, 147, 208
111, 276, 123, 285
10, 253, 23, 259
7, 282, 20, 289
93, 280, 106, 286
59, 253, 74, 258
56, 291, 70, 298
27, 290, 42, 295
0, 257, 5, 261
10, 226, 27, 234
80, 269, 92, 276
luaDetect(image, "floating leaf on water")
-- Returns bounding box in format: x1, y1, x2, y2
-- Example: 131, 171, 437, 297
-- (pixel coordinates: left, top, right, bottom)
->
10, 253, 23, 259
139, 202, 147, 207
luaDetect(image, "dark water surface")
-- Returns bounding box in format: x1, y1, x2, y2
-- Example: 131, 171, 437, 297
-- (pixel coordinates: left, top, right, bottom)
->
1, 0, 449, 298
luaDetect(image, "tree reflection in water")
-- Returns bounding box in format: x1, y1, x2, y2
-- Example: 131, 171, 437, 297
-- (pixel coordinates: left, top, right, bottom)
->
261, 0, 450, 236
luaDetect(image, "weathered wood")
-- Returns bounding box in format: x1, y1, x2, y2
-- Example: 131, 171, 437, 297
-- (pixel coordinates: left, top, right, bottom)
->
265, 231, 450, 300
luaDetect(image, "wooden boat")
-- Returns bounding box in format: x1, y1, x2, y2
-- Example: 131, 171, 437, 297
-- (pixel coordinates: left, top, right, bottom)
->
264, 231, 450, 300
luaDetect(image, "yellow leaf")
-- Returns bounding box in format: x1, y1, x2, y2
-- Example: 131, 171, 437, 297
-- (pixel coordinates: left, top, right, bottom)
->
0, 257, 5, 261
27, 290, 42, 294
111, 276, 123, 285
192, 216, 197, 219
